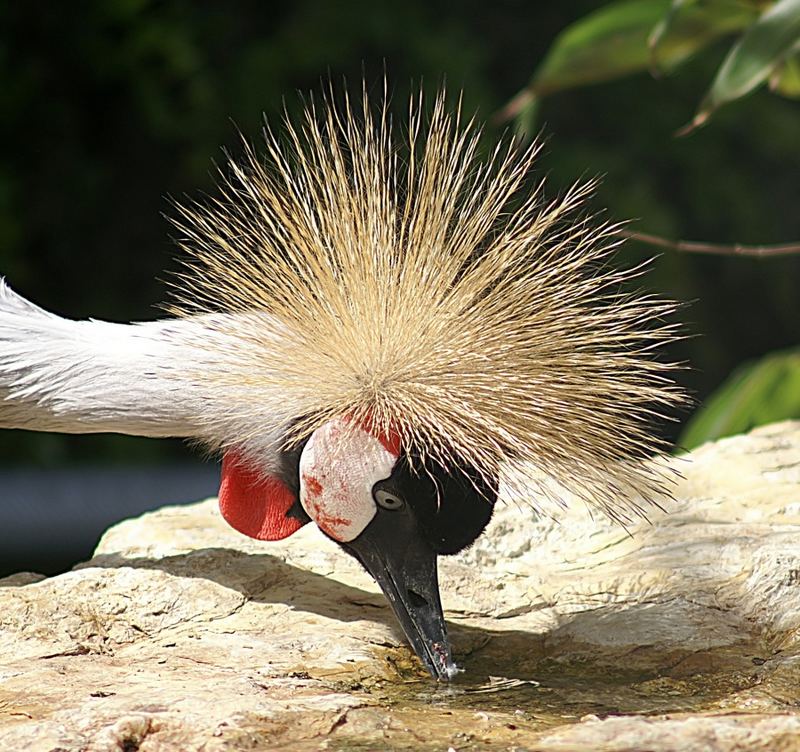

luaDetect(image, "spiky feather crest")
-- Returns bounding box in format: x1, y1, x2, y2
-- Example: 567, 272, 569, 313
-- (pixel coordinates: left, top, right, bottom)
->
168, 85, 685, 523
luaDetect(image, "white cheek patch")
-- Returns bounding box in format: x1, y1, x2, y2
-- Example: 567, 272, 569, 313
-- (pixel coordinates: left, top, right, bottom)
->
299, 417, 399, 542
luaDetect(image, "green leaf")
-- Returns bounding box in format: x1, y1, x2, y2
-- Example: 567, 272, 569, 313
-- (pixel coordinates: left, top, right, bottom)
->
649, 0, 699, 67
686, 0, 800, 131
679, 348, 800, 450
649, 0, 759, 74
526, 0, 756, 96
769, 46, 800, 96
530, 0, 669, 95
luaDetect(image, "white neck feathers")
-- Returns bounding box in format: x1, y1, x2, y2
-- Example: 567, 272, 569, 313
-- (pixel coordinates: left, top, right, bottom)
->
0, 279, 209, 438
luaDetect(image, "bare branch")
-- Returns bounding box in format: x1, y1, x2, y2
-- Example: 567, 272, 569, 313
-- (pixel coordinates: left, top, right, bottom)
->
622, 230, 800, 258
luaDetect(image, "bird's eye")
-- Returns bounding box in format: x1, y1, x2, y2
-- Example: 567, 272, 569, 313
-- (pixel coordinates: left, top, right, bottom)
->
374, 488, 405, 511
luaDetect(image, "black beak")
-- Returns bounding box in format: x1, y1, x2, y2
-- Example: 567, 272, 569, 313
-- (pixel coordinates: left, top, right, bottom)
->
344, 522, 458, 680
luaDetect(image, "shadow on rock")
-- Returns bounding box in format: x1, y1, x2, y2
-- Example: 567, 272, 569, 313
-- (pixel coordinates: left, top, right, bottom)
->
83, 547, 399, 627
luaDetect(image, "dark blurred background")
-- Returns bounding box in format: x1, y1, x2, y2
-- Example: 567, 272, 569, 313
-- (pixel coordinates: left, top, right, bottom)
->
1, 1, 798, 575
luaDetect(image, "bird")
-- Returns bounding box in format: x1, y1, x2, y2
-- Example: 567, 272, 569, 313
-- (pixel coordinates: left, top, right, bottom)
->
0, 85, 683, 680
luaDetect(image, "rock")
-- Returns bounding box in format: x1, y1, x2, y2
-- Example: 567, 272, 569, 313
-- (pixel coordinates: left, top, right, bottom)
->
0, 572, 45, 587
1, 421, 800, 751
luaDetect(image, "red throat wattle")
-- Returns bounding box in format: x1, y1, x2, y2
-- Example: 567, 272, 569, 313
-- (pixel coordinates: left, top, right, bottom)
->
218, 452, 305, 541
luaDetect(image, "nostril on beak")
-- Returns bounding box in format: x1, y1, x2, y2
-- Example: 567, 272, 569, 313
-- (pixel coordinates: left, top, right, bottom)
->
406, 588, 429, 609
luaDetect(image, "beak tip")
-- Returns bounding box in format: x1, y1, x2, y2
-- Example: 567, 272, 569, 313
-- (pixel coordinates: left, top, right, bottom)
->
426, 642, 461, 681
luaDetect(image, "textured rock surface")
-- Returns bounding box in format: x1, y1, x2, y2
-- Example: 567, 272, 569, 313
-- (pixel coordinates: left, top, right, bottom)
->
1, 421, 800, 751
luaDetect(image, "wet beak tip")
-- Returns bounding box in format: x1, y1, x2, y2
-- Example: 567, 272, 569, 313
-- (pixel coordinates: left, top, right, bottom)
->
429, 642, 461, 681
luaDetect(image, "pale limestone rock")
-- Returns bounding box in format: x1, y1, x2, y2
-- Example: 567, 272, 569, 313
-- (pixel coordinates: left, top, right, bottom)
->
0, 421, 799, 750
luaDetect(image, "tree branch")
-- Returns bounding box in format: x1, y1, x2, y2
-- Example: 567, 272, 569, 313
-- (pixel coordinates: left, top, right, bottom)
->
622, 230, 800, 258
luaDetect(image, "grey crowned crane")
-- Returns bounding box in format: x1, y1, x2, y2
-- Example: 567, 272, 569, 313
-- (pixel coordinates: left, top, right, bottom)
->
0, 88, 683, 680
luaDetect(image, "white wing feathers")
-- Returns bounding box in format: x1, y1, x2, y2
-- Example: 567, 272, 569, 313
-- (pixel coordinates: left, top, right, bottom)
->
0, 279, 289, 469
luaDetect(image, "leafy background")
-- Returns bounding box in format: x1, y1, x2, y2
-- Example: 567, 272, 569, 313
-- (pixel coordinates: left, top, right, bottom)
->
1, 0, 798, 468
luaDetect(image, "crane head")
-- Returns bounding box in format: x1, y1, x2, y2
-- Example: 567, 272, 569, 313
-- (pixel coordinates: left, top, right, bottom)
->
166, 86, 683, 679
218, 416, 496, 680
